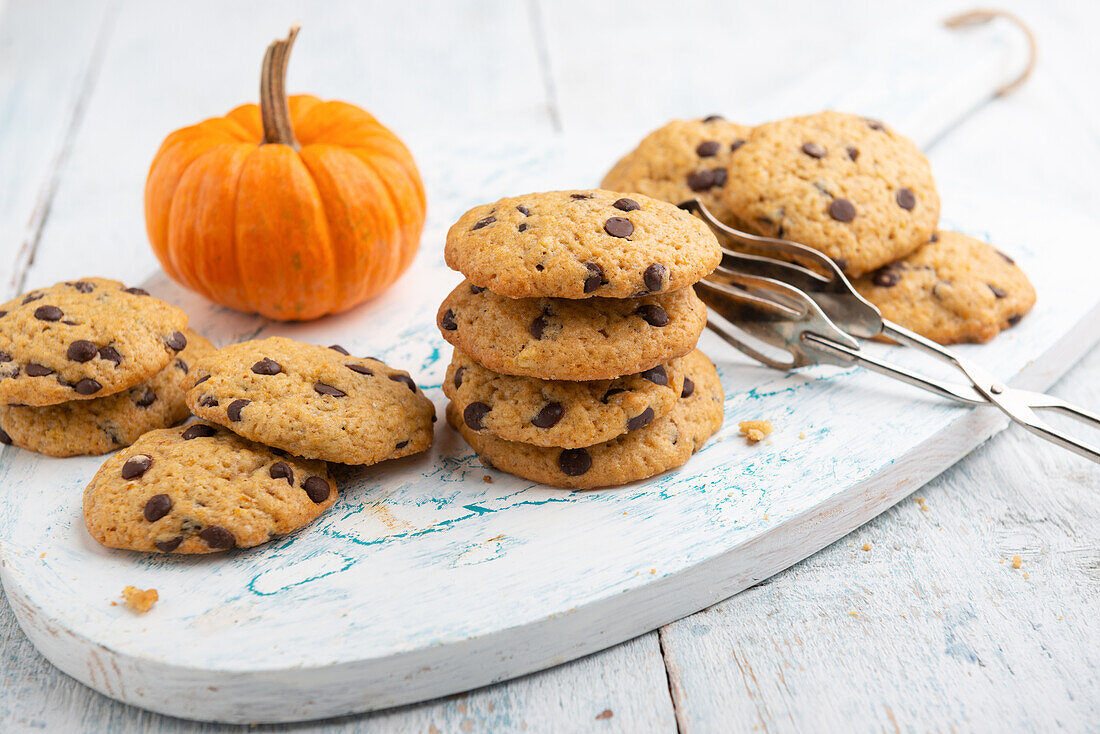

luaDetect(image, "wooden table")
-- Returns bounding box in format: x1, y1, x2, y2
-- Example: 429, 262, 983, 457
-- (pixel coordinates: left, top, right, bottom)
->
1, 0, 1097, 730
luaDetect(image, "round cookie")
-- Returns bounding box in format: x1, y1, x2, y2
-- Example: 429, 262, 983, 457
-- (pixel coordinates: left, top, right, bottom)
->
853, 231, 1036, 344
186, 337, 435, 465
448, 349, 724, 489
444, 348, 685, 448
0, 278, 189, 406
83, 421, 335, 554
602, 116, 754, 228
723, 111, 939, 276
444, 189, 720, 299
0, 329, 213, 457
437, 280, 707, 381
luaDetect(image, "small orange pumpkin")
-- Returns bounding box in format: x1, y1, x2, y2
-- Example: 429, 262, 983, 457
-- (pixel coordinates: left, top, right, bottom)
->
145, 26, 425, 320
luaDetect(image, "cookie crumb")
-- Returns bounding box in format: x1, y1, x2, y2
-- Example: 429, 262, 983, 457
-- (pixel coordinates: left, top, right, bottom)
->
861, 542, 871, 551
914, 497, 930, 512
121, 585, 158, 614
798, 432, 806, 439
595, 709, 613, 720
738, 419, 774, 443
39, 552, 46, 558
482, 474, 493, 483
849, 611, 859, 617
1012, 555, 1022, 569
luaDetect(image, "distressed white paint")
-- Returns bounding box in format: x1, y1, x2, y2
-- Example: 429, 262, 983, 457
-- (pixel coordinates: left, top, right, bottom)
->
0, 0, 1097, 730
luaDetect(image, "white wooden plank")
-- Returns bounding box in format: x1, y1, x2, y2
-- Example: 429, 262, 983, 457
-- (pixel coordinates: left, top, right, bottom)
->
0, 0, 111, 295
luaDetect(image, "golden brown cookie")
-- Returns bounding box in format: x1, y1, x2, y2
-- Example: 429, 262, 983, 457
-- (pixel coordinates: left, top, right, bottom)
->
853, 230, 1036, 344
723, 111, 939, 276
0, 278, 189, 406
449, 349, 724, 489
0, 329, 213, 457
443, 348, 685, 448
602, 116, 754, 228
83, 421, 335, 554
444, 189, 720, 299
437, 280, 707, 381
186, 337, 435, 465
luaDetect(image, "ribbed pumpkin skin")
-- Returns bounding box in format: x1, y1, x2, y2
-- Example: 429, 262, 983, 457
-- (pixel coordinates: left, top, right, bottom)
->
145, 95, 425, 320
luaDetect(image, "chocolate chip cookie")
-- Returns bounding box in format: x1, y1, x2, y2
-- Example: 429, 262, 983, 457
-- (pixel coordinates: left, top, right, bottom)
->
186, 337, 435, 465
83, 422, 335, 554
0, 278, 189, 406
444, 189, 720, 299
602, 116, 754, 228
437, 280, 707, 381
0, 329, 213, 457
448, 349, 724, 489
853, 230, 1036, 344
443, 348, 685, 448
723, 111, 939, 276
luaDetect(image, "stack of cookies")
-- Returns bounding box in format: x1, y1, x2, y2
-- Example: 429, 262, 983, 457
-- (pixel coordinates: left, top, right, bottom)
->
437, 189, 725, 489
83, 336, 436, 554
604, 111, 1036, 345
0, 278, 212, 457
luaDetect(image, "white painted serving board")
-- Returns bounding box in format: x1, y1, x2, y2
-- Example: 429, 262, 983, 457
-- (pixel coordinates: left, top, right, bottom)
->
4, 7, 1094, 725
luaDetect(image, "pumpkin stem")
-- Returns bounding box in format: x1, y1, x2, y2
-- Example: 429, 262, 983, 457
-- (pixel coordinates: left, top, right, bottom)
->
260, 24, 301, 150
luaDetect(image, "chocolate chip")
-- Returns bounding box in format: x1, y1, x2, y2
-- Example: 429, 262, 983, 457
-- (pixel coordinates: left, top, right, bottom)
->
847, 146, 859, 161
517, 205, 531, 216
123, 455, 153, 480
329, 344, 349, 355
604, 217, 634, 238
472, 215, 496, 231
626, 408, 655, 432
198, 395, 219, 407
681, 377, 695, 398
643, 263, 668, 292
636, 304, 669, 327
584, 262, 606, 293
518, 223, 528, 232
346, 363, 373, 376
33, 305, 62, 321
396, 440, 409, 449
872, 268, 902, 288
0, 312, 6, 318
135, 388, 156, 407
640, 365, 668, 386
71, 281, 94, 293
0, 353, 9, 363
696, 140, 720, 157
834, 257, 849, 272
1008, 314, 1023, 326
303, 476, 331, 503
199, 526, 235, 550
989, 284, 1007, 299
74, 378, 101, 395
470, 284, 486, 294
730, 139, 746, 153
269, 462, 294, 485
314, 382, 345, 398
464, 402, 490, 431
0, 428, 10, 446
227, 398, 250, 420
165, 331, 187, 351
532, 402, 564, 428
124, 287, 149, 296
829, 198, 856, 223
866, 119, 885, 131
390, 373, 417, 391
687, 170, 716, 192
143, 493, 171, 521
182, 424, 216, 440
896, 188, 916, 210
558, 448, 591, 476
22, 292, 42, 304
535, 264, 544, 271
252, 358, 282, 375
67, 340, 97, 362
194, 375, 210, 385
24, 363, 53, 377
801, 142, 826, 159
602, 387, 625, 403
155, 537, 182, 553
440, 309, 458, 331
529, 314, 549, 339
570, 193, 592, 200
453, 366, 466, 388
176, 359, 189, 374
98, 346, 122, 365
930, 233, 941, 244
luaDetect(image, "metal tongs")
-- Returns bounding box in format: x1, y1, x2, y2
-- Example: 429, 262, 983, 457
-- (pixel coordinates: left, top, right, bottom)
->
682, 199, 1100, 463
